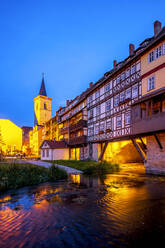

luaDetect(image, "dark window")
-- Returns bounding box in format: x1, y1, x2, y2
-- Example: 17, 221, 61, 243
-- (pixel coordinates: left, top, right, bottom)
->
44, 103, 47, 110
116, 116, 122, 127
106, 100, 111, 111
114, 95, 119, 107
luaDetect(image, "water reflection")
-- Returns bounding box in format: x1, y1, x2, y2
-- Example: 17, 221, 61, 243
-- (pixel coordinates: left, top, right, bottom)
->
1, 163, 165, 247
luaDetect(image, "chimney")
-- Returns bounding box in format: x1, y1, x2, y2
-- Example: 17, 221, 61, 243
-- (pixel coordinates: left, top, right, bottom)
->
113, 60, 117, 69
129, 43, 135, 56
154, 20, 162, 36
59, 106, 62, 110
66, 100, 70, 106
89, 82, 93, 88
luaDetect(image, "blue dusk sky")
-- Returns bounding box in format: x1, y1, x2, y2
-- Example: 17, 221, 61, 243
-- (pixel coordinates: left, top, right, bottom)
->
0, 0, 165, 127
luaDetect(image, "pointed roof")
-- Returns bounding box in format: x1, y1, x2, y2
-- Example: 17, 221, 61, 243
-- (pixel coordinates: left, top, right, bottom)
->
39, 73, 47, 96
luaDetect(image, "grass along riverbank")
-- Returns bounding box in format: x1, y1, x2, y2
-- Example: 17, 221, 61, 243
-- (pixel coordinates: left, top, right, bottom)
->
0, 163, 67, 193
52, 160, 120, 175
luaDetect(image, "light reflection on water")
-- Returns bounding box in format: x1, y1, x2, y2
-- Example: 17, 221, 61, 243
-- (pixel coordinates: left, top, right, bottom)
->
1, 163, 165, 247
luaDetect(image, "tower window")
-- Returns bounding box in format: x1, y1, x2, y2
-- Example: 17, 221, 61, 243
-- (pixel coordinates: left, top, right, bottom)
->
44, 103, 47, 110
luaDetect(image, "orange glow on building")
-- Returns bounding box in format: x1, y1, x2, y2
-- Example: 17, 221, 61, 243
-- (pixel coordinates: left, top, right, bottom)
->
101, 140, 143, 164
0, 119, 22, 155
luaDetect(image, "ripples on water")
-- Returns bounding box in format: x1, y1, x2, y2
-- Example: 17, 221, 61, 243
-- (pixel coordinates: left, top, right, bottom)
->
1, 163, 165, 248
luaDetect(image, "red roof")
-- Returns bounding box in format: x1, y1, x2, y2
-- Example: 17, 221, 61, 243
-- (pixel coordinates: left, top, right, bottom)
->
40, 140, 68, 149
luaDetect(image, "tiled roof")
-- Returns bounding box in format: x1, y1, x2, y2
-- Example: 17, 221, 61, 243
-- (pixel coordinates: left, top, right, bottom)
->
39, 74, 47, 96
40, 140, 68, 149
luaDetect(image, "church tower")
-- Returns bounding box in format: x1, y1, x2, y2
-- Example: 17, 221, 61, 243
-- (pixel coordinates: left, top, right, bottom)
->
34, 74, 52, 126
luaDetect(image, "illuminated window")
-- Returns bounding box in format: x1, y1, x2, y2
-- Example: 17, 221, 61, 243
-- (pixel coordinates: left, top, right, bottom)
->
147, 76, 155, 91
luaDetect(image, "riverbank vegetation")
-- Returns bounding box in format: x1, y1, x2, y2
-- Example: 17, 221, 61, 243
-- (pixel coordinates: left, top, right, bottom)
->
0, 163, 67, 193
52, 160, 120, 175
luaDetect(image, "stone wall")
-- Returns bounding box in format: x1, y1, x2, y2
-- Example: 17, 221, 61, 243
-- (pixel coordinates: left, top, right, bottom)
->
145, 133, 165, 175
92, 143, 99, 161
79, 144, 99, 161
80, 146, 89, 160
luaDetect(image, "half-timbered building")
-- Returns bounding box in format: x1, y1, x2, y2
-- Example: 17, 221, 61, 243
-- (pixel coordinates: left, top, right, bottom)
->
86, 20, 165, 164
56, 91, 88, 160
39, 20, 165, 175
132, 20, 165, 174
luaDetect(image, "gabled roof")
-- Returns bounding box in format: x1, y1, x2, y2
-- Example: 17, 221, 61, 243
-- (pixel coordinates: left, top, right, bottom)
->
40, 140, 68, 149
39, 73, 47, 96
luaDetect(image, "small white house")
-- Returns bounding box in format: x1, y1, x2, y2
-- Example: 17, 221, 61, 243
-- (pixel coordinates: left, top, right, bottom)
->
40, 140, 69, 161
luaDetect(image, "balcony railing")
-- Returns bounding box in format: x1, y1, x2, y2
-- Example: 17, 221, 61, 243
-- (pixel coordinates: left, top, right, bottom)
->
69, 119, 87, 132
59, 127, 69, 135
132, 112, 165, 135
59, 120, 87, 135
69, 135, 87, 145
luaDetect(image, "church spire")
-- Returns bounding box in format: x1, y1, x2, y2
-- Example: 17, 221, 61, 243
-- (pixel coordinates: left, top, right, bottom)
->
39, 73, 47, 96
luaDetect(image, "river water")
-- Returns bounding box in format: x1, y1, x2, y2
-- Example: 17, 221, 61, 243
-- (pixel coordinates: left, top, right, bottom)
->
1, 163, 165, 248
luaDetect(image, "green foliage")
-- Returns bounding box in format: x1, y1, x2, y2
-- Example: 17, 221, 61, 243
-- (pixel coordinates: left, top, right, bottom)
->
52, 160, 120, 176
48, 164, 67, 181
0, 163, 67, 193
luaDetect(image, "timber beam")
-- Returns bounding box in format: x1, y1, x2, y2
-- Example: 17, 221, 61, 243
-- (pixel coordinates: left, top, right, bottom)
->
139, 137, 147, 151
98, 141, 108, 161
154, 134, 163, 149
131, 138, 146, 162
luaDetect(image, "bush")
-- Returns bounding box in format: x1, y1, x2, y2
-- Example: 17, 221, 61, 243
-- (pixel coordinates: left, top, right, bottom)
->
0, 163, 67, 193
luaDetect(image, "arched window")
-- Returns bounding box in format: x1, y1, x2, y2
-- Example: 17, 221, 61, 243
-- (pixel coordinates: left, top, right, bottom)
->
44, 103, 47, 110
